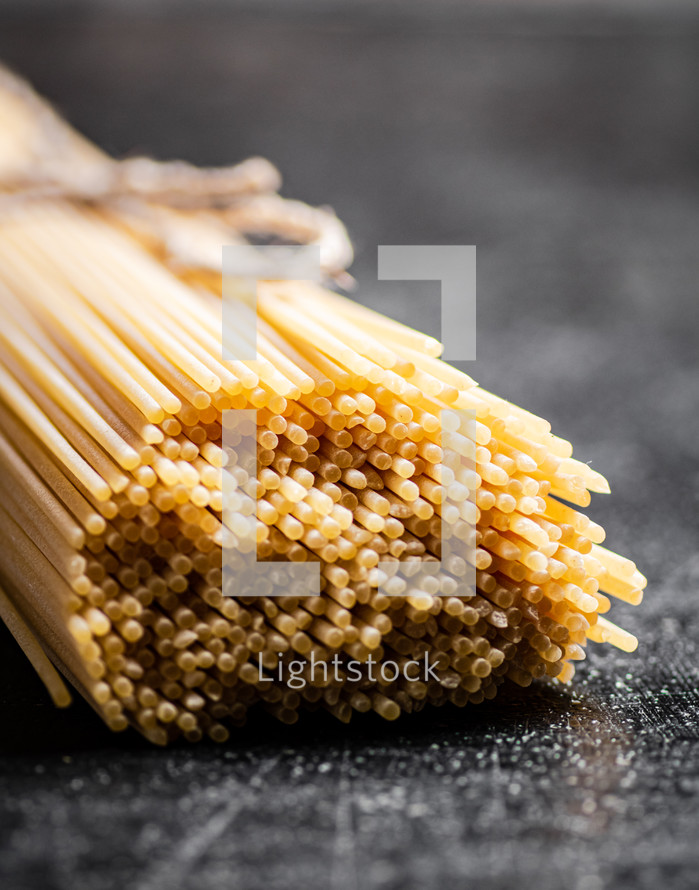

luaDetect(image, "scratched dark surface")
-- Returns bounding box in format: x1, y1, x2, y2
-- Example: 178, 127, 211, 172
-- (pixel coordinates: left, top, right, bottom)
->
1, 3, 699, 889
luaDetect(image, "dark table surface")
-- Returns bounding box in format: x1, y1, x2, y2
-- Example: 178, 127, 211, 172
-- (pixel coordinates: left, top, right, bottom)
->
1, 3, 698, 889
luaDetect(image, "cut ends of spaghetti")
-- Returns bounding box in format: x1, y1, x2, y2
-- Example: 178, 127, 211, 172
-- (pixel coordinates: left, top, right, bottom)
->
0, 68, 644, 744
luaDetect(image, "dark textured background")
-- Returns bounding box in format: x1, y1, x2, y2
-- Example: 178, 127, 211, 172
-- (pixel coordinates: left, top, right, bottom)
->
1, 2, 698, 889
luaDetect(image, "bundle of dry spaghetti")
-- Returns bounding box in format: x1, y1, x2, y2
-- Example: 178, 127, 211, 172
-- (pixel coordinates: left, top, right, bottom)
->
0, 68, 645, 744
